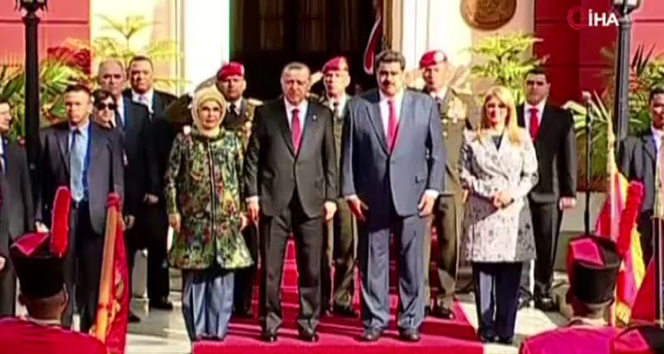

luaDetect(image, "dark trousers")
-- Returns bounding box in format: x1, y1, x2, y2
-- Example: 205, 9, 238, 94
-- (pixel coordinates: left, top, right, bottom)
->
321, 199, 356, 309
182, 266, 234, 341
62, 201, 105, 332
473, 262, 522, 341
520, 202, 561, 300
0, 245, 15, 318
423, 194, 461, 310
358, 207, 425, 331
124, 216, 141, 303
638, 214, 654, 265
144, 204, 171, 302
258, 195, 323, 334
233, 225, 258, 313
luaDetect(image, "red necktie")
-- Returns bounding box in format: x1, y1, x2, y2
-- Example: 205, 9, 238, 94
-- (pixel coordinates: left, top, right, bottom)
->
387, 99, 398, 152
292, 108, 302, 154
529, 108, 540, 140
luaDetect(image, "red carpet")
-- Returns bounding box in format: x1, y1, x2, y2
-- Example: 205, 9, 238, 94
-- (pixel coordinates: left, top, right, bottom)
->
193, 238, 483, 354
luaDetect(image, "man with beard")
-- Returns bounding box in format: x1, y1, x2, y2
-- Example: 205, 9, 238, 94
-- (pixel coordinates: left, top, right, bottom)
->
318, 56, 357, 318
419, 50, 479, 319
124, 55, 177, 312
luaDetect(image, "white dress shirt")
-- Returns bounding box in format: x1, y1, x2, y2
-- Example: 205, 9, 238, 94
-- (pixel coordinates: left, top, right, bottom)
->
284, 98, 309, 130
524, 100, 546, 133
326, 94, 349, 116
115, 96, 125, 126
653, 126, 664, 152
0, 138, 5, 171
429, 86, 448, 101
132, 89, 154, 113
228, 98, 243, 114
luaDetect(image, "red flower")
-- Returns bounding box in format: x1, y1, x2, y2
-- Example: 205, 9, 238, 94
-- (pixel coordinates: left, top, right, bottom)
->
47, 46, 91, 75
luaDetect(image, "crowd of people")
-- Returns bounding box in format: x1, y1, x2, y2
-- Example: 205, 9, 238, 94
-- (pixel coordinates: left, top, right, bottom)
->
0, 45, 663, 354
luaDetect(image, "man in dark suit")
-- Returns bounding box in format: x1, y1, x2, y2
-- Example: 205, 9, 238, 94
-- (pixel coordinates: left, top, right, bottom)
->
516, 68, 578, 312
124, 55, 177, 311
319, 56, 357, 318
0, 99, 35, 317
618, 86, 664, 264
341, 50, 445, 342
98, 59, 157, 322
419, 50, 480, 319
35, 84, 124, 331
245, 62, 338, 342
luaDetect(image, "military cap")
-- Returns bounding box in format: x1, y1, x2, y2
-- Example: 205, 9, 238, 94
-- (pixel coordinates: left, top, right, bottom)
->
322, 56, 349, 73
217, 62, 245, 81
419, 50, 448, 68
565, 235, 621, 306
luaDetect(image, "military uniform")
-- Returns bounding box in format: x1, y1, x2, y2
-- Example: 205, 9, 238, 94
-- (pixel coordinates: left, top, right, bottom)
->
319, 93, 356, 312
423, 86, 479, 312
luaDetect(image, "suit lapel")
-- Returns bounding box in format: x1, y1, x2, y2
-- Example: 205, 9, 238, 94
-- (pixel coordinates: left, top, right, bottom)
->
298, 104, 317, 158
516, 105, 525, 128
536, 105, 555, 143
642, 133, 657, 165
365, 91, 388, 153
276, 100, 295, 156
56, 127, 70, 174
393, 91, 414, 153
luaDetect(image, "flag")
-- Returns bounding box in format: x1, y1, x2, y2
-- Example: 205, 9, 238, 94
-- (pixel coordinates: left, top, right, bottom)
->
90, 193, 129, 354
594, 169, 646, 325
363, 15, 382, 75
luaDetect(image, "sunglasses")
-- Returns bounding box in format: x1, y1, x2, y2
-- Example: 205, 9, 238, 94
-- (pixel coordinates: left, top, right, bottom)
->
96, 103, 117, 111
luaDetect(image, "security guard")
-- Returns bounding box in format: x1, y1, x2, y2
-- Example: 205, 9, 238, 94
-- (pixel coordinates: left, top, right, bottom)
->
420, 50, 479, 319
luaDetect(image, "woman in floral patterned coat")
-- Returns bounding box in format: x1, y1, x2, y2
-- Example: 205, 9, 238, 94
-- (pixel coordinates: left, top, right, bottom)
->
458, 85, 538, 345
165, 86, 252, 342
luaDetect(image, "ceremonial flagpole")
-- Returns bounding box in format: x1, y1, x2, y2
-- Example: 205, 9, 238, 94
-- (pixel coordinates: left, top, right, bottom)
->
606, 104, 617, 326
583, 92, 592, 236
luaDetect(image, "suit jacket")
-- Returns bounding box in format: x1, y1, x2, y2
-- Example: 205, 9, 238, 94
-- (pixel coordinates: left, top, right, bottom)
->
517, 103, 577, 203
619, 130, 657, 228
0, 139, 34, 242
244, 98, 337, 218
423, 88, 480, 194
36, 121, 124, 235
458, 129, 538, 262
116, 96, 156, 216
340, 89, 445, 219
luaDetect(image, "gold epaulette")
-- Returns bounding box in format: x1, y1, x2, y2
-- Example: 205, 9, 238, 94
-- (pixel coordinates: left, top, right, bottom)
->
245, 98, 263, 107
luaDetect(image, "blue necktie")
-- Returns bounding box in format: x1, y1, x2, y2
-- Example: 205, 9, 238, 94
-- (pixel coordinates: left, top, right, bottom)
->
70, 129, 85, 202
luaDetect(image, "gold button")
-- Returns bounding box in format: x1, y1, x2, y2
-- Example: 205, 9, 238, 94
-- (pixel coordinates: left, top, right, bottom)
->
442, 119, 449, 124
443, 131, 448, 137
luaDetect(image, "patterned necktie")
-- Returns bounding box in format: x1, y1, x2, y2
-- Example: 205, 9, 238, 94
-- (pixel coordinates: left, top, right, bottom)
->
387, 98, 398, 152
292, 108, 302, 154
529, 108, 540, 140
332, 101, 340, 118
230, 104, 238, 117
70, 129, 85, 202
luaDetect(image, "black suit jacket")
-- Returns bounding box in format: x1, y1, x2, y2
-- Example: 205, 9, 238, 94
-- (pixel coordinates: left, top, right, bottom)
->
244, 99, 337, 218
36, 121, 124, 235
517, 103, 577, 203
0, 139, 34, 256
619, 130, 657, 215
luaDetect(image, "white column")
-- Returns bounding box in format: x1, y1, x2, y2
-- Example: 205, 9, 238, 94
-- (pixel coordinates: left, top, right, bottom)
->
183, 0, 230, 91
426, 0, 474, 66
400, 0, 430, 71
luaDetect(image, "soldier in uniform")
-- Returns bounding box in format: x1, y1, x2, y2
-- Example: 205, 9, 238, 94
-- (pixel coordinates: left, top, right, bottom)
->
420, 50, 479, 319
0, 188, 106, 354
318, 57, 357, 318
518, 235, 621, 353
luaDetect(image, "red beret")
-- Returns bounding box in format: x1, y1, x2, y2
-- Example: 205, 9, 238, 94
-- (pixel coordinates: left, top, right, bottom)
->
217, 62, 245, 81
419, 50, 448, 68
322, 56, 349, 74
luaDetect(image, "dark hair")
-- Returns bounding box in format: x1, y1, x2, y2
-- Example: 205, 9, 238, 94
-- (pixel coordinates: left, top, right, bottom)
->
0, 98, 9, 107
92, 90, 116, 105
650, 86, 664, 103
129, 55, 154, 69
64, 84, 92, 96
374, 50, 406, 71
525, 67, 549, 81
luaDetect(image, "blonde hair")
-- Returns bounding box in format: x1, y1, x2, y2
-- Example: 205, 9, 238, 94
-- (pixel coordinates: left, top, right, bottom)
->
477, 85, 522, 146
190, 86, 227, 131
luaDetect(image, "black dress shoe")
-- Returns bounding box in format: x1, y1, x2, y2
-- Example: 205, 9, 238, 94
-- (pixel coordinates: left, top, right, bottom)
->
432, 306, 455, 320
399, 329, 421, 342
535, 297, 557, 312
150, 298, 174, 311
497, 337, 514, 345
517, 296, 530, 310
299, 330, 319, 342
128, 311, 141, 323
424, 305, 432, 317
332, 305, 358, 318
260, 331, 278, 343
359, 328, 382, 342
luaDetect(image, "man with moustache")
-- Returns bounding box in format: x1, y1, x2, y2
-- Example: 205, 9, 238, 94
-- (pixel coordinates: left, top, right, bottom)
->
516, 68, 577, 312
35, 84, 124, 331
419, 50, 479, 319
0, 99, 35, 317
245, 62, 337, 342
124, 55, 177, 312
341, 50, 445, 342
98, 59, 156, 321
619, 86, 664, 264
318, 56, 357, 318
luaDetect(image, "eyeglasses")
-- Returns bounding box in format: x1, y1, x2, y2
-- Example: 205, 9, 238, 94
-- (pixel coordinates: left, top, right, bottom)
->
526, 80, 547, 86
96, 103, 117, 111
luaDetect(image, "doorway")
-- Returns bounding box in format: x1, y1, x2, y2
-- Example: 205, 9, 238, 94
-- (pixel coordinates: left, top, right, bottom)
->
230, 0, 376, 100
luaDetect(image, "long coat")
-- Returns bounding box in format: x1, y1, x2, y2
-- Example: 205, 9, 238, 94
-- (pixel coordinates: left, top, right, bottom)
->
458, 128, 538, 262
164, 129, 253, 270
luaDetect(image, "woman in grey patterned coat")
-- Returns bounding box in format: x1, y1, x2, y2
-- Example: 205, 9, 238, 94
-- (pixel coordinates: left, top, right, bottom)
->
458, 85, 538, 344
